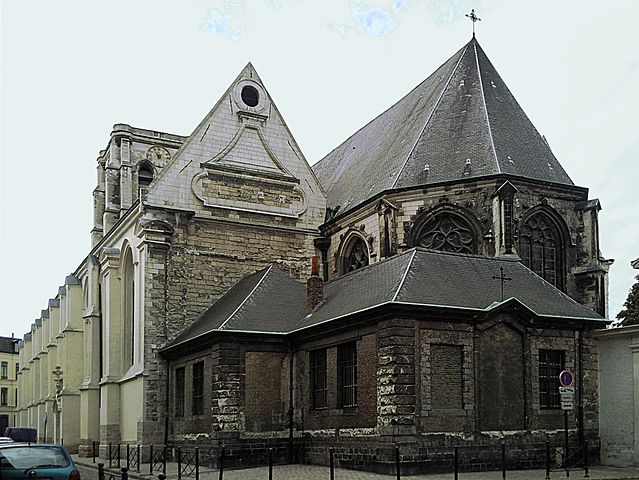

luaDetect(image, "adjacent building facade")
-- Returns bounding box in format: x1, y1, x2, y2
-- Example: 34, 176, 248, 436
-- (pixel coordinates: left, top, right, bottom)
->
0, 336, 19, 435
15, 36, 612, 471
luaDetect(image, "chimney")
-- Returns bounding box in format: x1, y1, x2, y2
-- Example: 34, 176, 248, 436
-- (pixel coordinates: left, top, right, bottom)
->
306, 256, 324, 314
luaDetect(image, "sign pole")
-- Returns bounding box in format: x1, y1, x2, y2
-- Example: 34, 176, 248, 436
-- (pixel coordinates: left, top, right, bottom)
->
564, 410, 569, 477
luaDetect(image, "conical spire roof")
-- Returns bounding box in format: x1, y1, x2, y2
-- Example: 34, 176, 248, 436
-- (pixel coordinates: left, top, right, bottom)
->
313, 37, 574, 215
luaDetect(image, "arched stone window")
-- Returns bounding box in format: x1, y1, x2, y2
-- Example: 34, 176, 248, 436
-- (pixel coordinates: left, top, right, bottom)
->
340, 235, 370, 274
137, 162, 154, 189
519, 213, 564, 290
412, 211, 477, 254
122, 248, 135, 367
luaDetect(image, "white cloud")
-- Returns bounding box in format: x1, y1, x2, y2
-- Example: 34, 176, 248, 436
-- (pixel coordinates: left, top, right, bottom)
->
203, 8, 233, 34
352, 6, 397, 36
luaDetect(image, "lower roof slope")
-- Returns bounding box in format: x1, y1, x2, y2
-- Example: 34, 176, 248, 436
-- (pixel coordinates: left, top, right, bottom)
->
162, 250, 602, 352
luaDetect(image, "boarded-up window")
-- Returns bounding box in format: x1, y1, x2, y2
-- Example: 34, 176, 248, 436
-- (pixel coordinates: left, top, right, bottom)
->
539, 350, 564, 409
431, 344, 463, 409
175, 367, 185, 417
192, 361, 204, 415
337, 342, 357, 408
310, 349, 327, 409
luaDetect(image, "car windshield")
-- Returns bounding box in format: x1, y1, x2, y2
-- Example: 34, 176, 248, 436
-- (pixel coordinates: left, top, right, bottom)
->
0, 446, 70, 469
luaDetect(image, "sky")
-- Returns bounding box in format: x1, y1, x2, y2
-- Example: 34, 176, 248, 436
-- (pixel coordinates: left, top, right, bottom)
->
1, 0, 638, 338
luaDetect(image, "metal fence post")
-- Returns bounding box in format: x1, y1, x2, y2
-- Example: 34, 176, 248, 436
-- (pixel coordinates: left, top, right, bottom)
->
108, 443, 112, 465
218, 446, 225, 480
97, 463, 105, 480
126, 444, 130, 469
583, 440, 589, 478
92, 441, 96, 463
329, 447, 334, 480
137, 444, 141, 472
454, 446, 459, 480
502, 442, 506, 480
268, 447, 273, 480
196, 447, 200, 480
121, 467, 129, 480
395, 444, 400, 480
546, 440, 551, 480
149, 444, 154, 475
117, 443, 121, 469
163, 445, 167, 476
177, 446, 182, 480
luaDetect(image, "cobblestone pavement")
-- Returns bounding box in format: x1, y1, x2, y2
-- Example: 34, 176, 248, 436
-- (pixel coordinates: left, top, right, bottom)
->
73, 456, 639, 480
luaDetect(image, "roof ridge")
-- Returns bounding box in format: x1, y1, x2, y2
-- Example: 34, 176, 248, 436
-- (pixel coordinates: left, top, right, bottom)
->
391, 42, 470, 189
473, 42, 500, 174
218, 264, 273, 330
392, 249, 417, 302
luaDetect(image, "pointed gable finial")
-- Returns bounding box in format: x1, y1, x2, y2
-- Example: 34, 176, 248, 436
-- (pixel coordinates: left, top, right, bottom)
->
465, 8, 481, 37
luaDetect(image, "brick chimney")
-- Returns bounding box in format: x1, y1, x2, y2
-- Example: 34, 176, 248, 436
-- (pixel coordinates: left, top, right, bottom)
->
306, 256, 324, 314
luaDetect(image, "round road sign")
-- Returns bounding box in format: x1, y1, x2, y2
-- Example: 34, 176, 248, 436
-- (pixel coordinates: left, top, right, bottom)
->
559, 370, 574, 387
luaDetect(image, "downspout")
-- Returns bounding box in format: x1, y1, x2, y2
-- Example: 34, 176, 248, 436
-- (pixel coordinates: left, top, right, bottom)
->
578, 328, 584, 445
288, 342, 294, 463
164, 361, 170, 446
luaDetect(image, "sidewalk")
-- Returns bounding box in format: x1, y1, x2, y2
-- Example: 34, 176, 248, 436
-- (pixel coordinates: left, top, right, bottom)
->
73, 455, 639, 480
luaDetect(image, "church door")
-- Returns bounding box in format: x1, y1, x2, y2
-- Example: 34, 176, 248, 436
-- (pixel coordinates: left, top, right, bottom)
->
478, 322, 525, 431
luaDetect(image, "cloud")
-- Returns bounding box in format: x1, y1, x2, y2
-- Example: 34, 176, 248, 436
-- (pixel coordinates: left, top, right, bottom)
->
203, 8, 233, 34
265, 0, 280, 8
352, 6, 397, 36
232, 27, 247, 40
393, 0, 407, 12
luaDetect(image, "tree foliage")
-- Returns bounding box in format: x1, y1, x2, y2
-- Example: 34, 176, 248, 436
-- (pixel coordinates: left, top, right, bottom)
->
617, 275, 639, 326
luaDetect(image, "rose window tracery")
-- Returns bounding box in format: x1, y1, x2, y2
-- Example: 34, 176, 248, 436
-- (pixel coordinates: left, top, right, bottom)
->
416, 214, 475, 253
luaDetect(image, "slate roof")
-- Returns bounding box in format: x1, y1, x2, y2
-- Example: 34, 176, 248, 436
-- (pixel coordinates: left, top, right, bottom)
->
312, 37, 574, 215
0, 336, 18, 354
163, 249, 602, 351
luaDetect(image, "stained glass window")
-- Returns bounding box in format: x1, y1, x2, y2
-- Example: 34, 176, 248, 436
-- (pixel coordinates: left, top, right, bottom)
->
519, 215, 562, 288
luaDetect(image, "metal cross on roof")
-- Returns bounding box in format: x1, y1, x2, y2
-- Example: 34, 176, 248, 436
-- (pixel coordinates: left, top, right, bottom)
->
492, 266, 512, 302
465, 8, 481, 36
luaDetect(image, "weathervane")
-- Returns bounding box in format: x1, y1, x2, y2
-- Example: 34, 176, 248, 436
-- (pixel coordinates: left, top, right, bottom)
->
492, 266, 512, 302
465, 8, 481, 36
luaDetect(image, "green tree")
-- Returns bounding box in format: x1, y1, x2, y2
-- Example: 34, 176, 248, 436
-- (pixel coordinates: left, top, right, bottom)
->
617, 275, 639, 326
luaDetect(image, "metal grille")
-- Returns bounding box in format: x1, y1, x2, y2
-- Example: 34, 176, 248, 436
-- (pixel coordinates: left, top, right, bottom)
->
310, 349, 327, 409
175, 367, 185, 417
192, 362, 204, 415
337, 342, 357, 408
539, 350, 564, 409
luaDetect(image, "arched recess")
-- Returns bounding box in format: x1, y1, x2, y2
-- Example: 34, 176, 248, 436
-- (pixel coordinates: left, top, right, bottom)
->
136, 161, 156, 190
121, 245, 136, 368
407, 204, 481, 254
517, 205, 570, 291
338, 231, 371, 275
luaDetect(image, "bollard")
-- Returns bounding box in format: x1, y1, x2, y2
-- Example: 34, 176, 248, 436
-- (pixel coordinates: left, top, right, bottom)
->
177, 446, 182, 480
268, 447, 273, 480
583, 440, 589, 479
97, 463, 105, 480
150, 444, 154, 475
502, 442, 506, 480
121, 467, 129, 480
395, 444, 400, 480
159, 475, 166, 480
329, 447, 335, 480
92, 440, 96, 463
195, 447, 200, 480
546, 440, 551, 480
137, 444, 141, 472
218, 446, 225, 480
454, 446, 459, 480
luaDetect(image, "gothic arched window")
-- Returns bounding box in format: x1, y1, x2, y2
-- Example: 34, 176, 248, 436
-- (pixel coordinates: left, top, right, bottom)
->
138, 162, 154, 189
341, 236, 370, 274
519, 214, 563, 289
122, 248, 135, 367
415, 213, 476, 254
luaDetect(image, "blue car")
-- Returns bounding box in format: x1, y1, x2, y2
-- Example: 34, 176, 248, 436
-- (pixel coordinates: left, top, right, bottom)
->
0, 444, 80, 480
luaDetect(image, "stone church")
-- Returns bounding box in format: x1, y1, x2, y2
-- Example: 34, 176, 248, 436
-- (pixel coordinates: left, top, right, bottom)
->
16, 35, 610, 472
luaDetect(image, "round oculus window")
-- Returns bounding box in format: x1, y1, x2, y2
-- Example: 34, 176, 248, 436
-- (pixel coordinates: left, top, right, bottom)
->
241, 85, 259, 107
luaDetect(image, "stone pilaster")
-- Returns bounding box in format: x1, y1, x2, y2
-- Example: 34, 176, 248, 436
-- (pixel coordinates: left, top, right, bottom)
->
377, 318, 416, 435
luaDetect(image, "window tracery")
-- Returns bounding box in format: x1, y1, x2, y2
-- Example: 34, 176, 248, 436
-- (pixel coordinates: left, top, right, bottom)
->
519, 214, 563, 289
344, 237, 369, 273
415, 213, 475, 253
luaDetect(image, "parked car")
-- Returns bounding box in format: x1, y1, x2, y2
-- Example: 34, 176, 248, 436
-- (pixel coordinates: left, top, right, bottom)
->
0, 444, 80, 480
3, 428, 37, 443
0, 437, 14, 444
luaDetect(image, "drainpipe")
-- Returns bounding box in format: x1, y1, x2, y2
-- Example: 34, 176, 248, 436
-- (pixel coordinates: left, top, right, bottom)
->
288, 342, 294, 462
164, 361, 170, 446
578, 329, 584, 445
